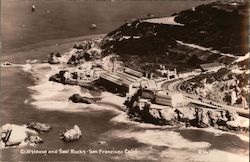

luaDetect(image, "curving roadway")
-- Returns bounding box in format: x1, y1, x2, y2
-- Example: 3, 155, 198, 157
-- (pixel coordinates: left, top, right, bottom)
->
161, 77, 249, 118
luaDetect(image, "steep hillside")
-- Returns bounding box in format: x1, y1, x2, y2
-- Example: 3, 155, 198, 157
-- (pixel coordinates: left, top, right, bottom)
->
181, 66, 249, 107
101, 1, 248, 62
174, 1, 249, 55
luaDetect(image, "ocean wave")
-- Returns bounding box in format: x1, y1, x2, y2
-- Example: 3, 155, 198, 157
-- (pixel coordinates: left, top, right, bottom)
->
22, 59, 124, 113
159, 149, 249, 162
111, 129, 211, 149
109, 128, 248, 162
180, 127, 249, 143
110, 113, 176, 129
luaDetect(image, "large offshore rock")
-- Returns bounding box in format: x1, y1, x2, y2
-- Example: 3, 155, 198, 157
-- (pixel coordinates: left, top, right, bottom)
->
0, 124, 42, 147
49, 70, 67, 84
48, 53, 60, 64
59, 125, 82, 142
26, 122, 51, 133
69, 94, 95, 104
26, 135, 43, 145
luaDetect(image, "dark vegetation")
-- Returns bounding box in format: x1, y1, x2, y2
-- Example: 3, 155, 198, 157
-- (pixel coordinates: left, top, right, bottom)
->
100, 1, 248, 72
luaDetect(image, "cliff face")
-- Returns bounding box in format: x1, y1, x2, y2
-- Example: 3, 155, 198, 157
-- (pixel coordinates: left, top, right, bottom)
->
101, 1, 248, 57
123, 92, 249, 133
181, 67, 249, 107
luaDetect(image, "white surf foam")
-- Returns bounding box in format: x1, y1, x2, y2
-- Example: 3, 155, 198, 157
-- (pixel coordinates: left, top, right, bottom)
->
111, 129, 211, 149
22, 53, 125, 113
186, 127, 249, 143
110, 113, 177, 129
159, 149, 249, 162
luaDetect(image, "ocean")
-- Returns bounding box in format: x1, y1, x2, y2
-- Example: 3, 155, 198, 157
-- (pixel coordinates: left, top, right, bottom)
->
1, 0, 208, 53
0, 0, 249, 161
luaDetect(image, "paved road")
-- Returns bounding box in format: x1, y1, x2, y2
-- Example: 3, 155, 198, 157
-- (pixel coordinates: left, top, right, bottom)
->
161, 78, 249, 118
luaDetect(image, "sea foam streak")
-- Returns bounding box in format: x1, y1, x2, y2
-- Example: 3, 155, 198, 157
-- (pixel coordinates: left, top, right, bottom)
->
111, 113, 176, 129
109, 128, 248, 162
159, 149, 249, 162
111, 129, 211, 149
181, 127, 249, 143
22, 50, 124, 113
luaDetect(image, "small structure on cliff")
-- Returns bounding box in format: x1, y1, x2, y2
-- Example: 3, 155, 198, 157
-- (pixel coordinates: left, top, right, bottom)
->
156, 66, 177, 80
140, 79, 160, 91
124, 67, 143, 78
155, 91, 187, 107
136, 88, 187, 108
200, 62, 224, 72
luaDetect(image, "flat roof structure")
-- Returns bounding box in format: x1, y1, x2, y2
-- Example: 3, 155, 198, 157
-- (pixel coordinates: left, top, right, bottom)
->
200, 62, 224, 71
100, 71, 142, 87
141, 80, 159, 90
124, 67, 144, 78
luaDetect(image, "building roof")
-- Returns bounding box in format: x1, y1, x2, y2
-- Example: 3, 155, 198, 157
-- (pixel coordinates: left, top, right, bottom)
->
116, 71, 141, 82
200, 62, 223, 71
124, 67, 143, 77
100, 71, 141, 87
141, 80, 159, 90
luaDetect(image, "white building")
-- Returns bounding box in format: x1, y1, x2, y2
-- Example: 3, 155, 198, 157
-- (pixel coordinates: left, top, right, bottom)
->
156, 66, 177, 80
200, 62, 224, 73
155, 91, 187, 107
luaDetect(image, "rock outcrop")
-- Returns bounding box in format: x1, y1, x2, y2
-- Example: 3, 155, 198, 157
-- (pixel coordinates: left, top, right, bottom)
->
181, 68, 249, 108
26, 122, 51, 133
48, 52, 60, 64
69, 94, 95, 104
124, 92, 249, 133
49, 70, 79, 85
69, 41, 102, 65
1, 62, 12, 67
0, 124, 44, 147
26, 135, 43, 145
59, 125, 82, 142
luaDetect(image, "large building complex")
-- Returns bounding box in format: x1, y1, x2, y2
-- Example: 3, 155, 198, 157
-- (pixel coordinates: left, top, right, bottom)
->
99, 68, 143, 95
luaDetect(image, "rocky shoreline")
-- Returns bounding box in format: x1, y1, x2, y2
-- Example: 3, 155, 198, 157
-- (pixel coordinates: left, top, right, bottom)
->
124, 91, 249, 133
44, 34, 248, 135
